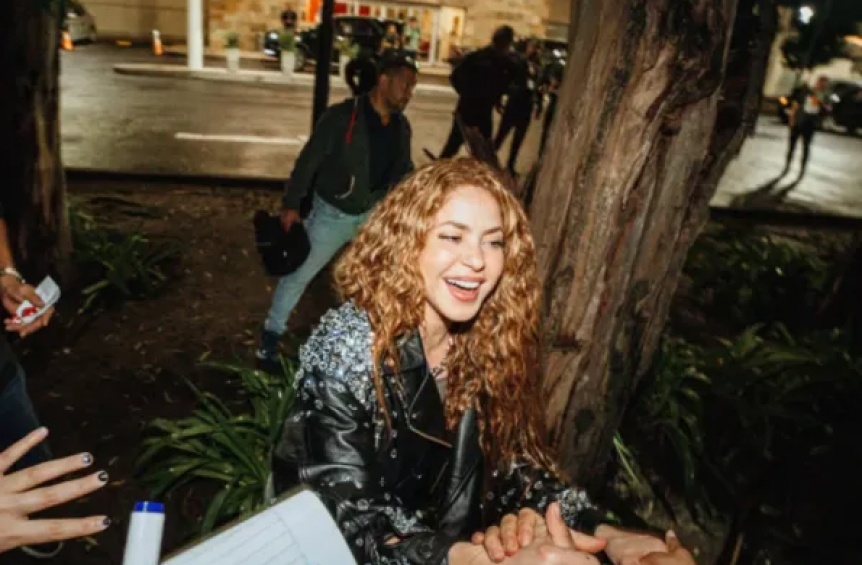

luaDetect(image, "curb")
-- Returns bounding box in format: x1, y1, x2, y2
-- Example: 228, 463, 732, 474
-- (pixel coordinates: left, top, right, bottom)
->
113, 63, 456, 95
66, 167, 283, 191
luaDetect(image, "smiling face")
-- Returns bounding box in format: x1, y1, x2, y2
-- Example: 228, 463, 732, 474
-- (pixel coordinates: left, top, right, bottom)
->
418, 185, 506, 329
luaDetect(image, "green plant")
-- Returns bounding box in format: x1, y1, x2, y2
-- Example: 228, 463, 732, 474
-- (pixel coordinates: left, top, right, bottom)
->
684, 228, 829, 331
278, 30, 296, 52
137, 360, 296, 533
70, 203, 181, 314
224, 31, 240, 49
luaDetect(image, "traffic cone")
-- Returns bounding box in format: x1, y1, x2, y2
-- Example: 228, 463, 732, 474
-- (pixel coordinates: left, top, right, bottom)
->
152, 30, 164, 56
61, 30, 74, 51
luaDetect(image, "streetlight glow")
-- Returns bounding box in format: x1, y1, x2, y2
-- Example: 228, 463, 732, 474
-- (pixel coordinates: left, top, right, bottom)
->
799, 5, 814, 25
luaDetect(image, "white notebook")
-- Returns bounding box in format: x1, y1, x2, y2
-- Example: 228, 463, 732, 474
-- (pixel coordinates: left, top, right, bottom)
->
162, 487, 356, 565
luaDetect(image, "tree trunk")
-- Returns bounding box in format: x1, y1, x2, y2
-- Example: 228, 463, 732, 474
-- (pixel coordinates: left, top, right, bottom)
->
0, 0, 71, 279
533, 0, 775, 487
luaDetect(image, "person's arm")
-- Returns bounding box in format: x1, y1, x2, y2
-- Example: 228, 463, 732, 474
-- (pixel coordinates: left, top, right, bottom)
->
281, 106, 343, 211
0, 215, 54, 337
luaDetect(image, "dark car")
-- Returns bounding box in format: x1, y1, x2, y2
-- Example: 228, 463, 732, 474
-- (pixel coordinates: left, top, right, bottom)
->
264, 16, 394, 71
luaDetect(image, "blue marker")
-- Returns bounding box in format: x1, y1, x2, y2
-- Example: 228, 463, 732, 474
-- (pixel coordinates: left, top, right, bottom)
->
121, 501, 165, 565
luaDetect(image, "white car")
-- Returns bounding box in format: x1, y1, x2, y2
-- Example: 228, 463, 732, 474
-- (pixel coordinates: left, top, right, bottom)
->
64, 0, 97, 43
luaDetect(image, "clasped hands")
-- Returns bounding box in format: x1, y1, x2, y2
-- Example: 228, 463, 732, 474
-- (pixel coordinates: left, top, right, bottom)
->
451, 504, 695, 565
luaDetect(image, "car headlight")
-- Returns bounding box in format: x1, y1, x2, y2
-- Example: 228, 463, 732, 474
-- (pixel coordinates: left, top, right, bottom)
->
830, 93, 840, 103
267, 32, 278, 39
779, 96, 788, 105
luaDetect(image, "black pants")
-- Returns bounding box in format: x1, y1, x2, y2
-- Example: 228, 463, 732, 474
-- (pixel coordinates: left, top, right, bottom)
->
439, 100, 494, 158
786, 122, 816, 172
494, 102, 531, 173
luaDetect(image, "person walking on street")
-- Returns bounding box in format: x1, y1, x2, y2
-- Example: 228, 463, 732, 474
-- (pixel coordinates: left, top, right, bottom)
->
784, 75, 830, 178
403, 16, 422, 60
494, 39, 543, 176
434, 25, 517, 158
257, 52, 418, 363
539, 58, 565, 155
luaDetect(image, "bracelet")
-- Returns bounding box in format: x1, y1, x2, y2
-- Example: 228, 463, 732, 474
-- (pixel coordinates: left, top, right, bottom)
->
0, 266, 25, 284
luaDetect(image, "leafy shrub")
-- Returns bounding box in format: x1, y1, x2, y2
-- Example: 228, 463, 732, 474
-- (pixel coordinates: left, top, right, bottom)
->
684, 229, 829, 331
137, 360, 296, 533
70, 204, 181, 314
620, 325, 861, 524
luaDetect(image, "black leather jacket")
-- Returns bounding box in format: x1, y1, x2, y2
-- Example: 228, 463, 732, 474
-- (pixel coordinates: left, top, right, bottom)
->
273, 303, 600, 564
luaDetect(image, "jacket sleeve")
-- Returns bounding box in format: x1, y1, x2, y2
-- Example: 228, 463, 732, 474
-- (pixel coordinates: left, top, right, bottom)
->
282, 107, 342, 210
486, 462, 605, 534
289, 365, 458, 564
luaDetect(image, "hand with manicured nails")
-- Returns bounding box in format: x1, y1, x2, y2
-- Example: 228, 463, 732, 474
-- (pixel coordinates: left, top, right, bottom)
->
471, 503, 606, 563
0, 428, 111, 554
638, 531, 697, 565
1, 276, 54, 338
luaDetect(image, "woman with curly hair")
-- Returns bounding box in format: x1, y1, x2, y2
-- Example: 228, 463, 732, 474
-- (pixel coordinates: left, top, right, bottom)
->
272, 158, 670, 564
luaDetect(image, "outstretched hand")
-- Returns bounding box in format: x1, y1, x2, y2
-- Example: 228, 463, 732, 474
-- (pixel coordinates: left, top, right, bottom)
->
1, 276, 53, 338
0, 428, 111, 554
639, 531, 697, 565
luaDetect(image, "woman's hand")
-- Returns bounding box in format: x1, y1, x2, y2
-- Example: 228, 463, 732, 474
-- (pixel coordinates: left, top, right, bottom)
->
451, 503, 602, 565
0, 428, 111, 554
594, 524, 668, 565
471, 504, 606, 563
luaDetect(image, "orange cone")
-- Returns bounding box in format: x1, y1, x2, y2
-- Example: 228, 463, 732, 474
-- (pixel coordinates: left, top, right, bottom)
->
61, 30, 74, 51
152, 30, 164, 56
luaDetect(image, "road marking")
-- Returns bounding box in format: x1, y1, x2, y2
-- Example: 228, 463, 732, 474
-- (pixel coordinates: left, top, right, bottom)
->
175, 132, 303, 145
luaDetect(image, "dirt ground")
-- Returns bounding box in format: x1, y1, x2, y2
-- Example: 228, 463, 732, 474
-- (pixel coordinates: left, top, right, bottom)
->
0, 180, 338, 565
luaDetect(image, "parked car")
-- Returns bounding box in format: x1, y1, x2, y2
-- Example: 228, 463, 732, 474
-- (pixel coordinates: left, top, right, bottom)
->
263, 16, 396, 72
63, 0, 97, 43
777, 80, 862, 134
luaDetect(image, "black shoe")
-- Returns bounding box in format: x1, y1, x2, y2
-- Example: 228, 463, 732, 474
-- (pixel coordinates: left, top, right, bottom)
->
21, 541, 64, 559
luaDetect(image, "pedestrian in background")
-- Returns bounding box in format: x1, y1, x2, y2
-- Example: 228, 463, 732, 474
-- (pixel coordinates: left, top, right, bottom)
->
280, 6, 297, 31
257, 52, 418, 364
382, 23, 401, 51
784, 75, 830, 178
494, 39, 543, 176
435, 25, 517, 158
539, 57, 565, 155
403, 16, 422, 60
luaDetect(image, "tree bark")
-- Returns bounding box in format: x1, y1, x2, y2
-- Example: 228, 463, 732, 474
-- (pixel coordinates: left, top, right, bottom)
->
533, 0, 775, 487
0, 0, 71, 279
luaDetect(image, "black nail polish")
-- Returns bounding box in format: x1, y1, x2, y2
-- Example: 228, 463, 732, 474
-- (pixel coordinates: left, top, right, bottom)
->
102, 517, 112, 528
82, 453, 93, 465
97, 470, 109, 483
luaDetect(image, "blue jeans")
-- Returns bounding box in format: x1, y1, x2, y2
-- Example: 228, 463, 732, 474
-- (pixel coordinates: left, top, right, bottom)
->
0, 363, 52, 472
264, 194, 371, 336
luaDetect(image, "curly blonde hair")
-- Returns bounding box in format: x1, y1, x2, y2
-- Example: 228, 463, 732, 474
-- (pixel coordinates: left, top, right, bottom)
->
334, 158, 555, 469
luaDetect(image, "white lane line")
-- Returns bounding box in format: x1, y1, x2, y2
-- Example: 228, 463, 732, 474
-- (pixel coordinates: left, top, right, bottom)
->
175, 132, 303, 145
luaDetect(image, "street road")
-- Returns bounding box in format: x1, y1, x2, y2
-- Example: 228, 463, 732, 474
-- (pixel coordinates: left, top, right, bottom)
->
61, 45, 861, 217
62, 45, 509, 179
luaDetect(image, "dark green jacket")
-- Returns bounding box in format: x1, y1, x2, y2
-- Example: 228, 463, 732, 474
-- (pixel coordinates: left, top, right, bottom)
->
282, 96, 413, 215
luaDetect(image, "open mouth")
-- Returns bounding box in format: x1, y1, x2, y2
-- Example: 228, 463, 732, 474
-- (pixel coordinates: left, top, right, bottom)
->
445, 278, 482, 302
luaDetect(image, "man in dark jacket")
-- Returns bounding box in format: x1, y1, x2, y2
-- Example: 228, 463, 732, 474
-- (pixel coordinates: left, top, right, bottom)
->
436, 26, 517, 158
539, 58, 565, 154
257, 53, 418, 362
494, 39, 543, 175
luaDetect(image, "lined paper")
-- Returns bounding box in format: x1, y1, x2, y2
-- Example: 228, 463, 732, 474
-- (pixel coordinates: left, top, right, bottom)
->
163, 490, 355, 565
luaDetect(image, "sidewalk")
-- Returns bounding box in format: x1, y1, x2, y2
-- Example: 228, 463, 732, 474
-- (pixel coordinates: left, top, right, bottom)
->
114, 61, 456, 95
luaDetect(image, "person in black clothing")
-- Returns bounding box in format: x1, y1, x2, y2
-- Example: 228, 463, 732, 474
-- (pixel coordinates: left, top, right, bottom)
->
494, 39, 543, 175
435, 25, 517, 158
280, 6, 297, 30
784, 75, 830, 177
345, 46, 380, 97
539, 58, 565, 155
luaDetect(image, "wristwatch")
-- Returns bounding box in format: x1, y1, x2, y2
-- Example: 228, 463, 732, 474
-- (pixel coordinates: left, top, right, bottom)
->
0, 266, 25, 284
